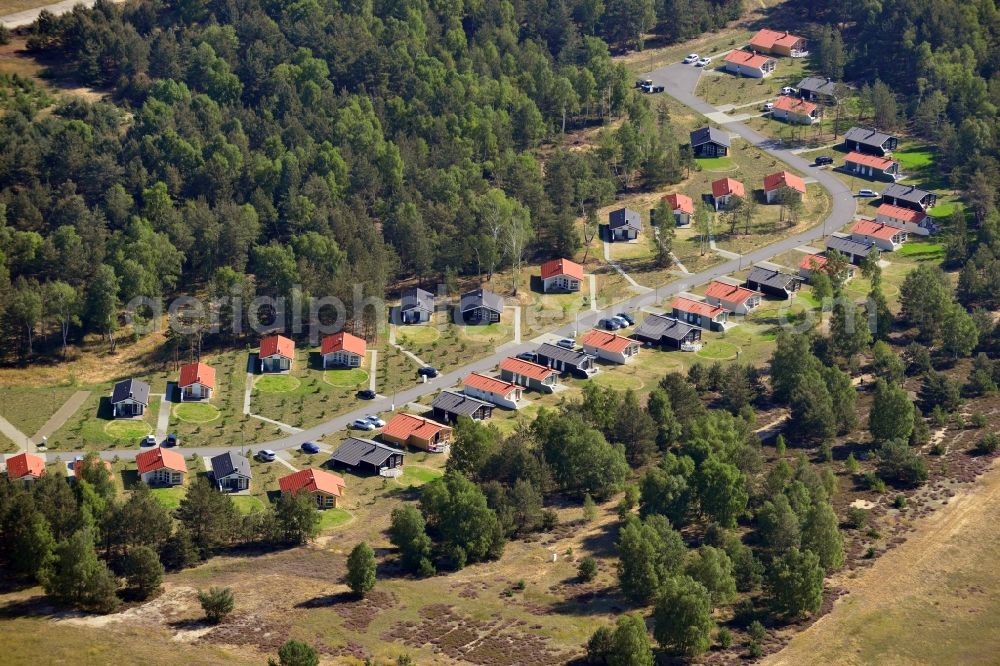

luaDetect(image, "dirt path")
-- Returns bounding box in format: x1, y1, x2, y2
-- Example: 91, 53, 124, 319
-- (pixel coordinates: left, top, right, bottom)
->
33, 389, 89, 444
766, 459, 1000, 665
0, 414, 30, 451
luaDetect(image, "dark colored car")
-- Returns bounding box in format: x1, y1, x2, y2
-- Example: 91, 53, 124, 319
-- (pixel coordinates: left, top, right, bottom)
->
301, 441, 321, 454
615, 312, 635, 326
418, 366, 439, 378
814, 155, 833, 166
357, 389, 376, 400
165, 433, 178, 447
599, 317, 622, 331
516, 352, 537, 362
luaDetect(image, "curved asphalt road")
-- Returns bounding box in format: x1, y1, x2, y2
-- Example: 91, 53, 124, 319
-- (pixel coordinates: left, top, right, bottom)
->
33, 61, 856, 464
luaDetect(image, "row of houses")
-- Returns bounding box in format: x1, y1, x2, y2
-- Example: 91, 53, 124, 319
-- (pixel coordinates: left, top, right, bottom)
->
722, 28, 807, 78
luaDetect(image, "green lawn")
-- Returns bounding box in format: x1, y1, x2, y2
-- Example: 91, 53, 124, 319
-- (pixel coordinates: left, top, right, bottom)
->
232, 495, 267, 514
927, 203, 955, 218
174, 402, 221, 423
150, 485, 186, 510
323, 368, 369, 387
104, 419, 152, 440
397, 325, 440, 345
317, 507, 352, 531
899, 241, 945, 262
463, 323, 511, 340
591, 370, 645, 391
695, 156, 735, 171
399, 466, 443, 486
696, 339, 740, 360
0, 385, 85, 437
253, 374, 301, 392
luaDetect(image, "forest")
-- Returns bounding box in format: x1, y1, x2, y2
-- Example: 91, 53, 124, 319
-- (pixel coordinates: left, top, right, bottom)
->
0, 0, 697, 361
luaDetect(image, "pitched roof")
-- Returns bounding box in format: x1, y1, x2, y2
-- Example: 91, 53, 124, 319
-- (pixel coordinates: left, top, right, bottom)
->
136, 447, 187, 475
608, 207, 642, 230
73, 457, 112, 477
671, 296, 726, 318
382, 412, 451, 442
6, 452, 45, 480
500, 357, 557, 381
705, 280, 759, 304
540, 258, 584, 281
321, 331, 366, 357
852, 218, 904, 241
844, 126, 895, 148
633, 314, 698, 341
799, 253, 828, 270
331, 437, 405, 467
826, 234, 877, 257
210, 451, 251, 479
260, 334, 294, 359
464, 372, 519, 396
178, 362, 216, 389
460, 288, 504, 314
877, 203, 926, 224
711, 178, 745, 199
882, 183, 932, 205
750, 28, 805, 49
797, 77, 840, 96
690, 126, 731, 148
432, 390, 492, 416
664, 193, 694, 215
773, 95, 817, 115
278, 468, 345, 497
747, 265, 797, 290
763, 171, 806, 194
400, 287, 434, 312
535, 343, 594, 365
580, 329, 637, 354
724, 49, 775, 70
845, 151, 896, 170
111, 378, 150, 406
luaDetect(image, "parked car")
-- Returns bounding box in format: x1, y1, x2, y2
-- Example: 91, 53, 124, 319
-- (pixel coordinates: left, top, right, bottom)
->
857, 188, 879, 197
761, 101, 774, 111
683, 54, 699, 64
417, 366, 439, 378
598, 318, 621, 331
696, 57, 711, 67
640, 82, 664, 93
616, 312, 636, 326
165, 433, 178, 447
141, 435, 156, 446
257, 449, 276, 462
780, 86, 796, 95
301, 441, 321, 454
352, 418, 376, 431
357, 389, 376, 400
516, 351, 537, 362
611, 316, 630, 328
636, 78, 653, 88
365, 414, 386, 428
556, 338, 576, 349
814, 155, 833, 166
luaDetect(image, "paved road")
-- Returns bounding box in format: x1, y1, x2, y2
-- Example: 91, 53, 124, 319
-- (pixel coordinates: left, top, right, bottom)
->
23, 58, 857, 464
0, 0, 99, 27
33, 390, 89, 443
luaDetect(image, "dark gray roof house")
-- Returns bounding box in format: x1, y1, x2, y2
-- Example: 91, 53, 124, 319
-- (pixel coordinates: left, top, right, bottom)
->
111, 378, 150, 418
826, 234, 880, 264
690, 126, 730, 150
534, 342, 596, 377
843, 126, 898, 156
631, 314, 702, 349
745, 265, 801, 298
399, 287, 434, 323
432, 390, 494, 423
210, 451, 251, 492
459, 288, 504, 324
881, 183, 937, 212
330, 437, 404, 475
797, 77, 841, 100
608, 208, 642, 231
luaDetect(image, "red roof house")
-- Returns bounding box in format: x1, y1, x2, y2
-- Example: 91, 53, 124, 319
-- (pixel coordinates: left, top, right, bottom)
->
664, 193, 694, 226
724, 49, 777, 77
844, 151, 899, 181
259, 335, 295, 373
876, 203, 932, 235
279, 468, 346, 508
321, 332, 367, 368
711, 178, 745, 210
499, 357, 559, 393
136, 447, 187, 486
764, 171, 806, 202
381, 413, 453, 452
704, 280, 762, 314
580, 329, 640, 364
749, 29, 806, 56
540, 258, 584, 293
463, 373, 522, 409
851, 219, 908, 251
178, 362, 215, 400
772, 96, 819, 124
6, 452, 45, 482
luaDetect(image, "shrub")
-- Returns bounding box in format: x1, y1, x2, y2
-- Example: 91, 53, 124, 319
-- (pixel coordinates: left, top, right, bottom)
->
846, 506, 869, 529
578, 556, 598, 583
748, 620, 766, 642
717, 626, 733, 649
976, 432, 1000, 454
198, 587, 235, 624
748, 641, 763, 658
864, 546, 877, 558
269, 640, 319, 666
930, 442, 946, 456
845, 453, 860, 474
971, 412, 988, 428
892, 495, 907, 509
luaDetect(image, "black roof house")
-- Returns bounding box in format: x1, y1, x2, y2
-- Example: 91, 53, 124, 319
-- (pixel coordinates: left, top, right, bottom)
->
209, 452, 251, 491
330, 437, 404, 474
401, 287, 433, 314
458, 288, 504, 324
631, 314, 702, 349
745, 265, 801, 299
881, 183, 937, 212
432, 390, 494, 423
797, 77, 841, 101
690, 127, 730, 157
826, 234, 880, 264
608, 208, 642, 231
534, 342, 596, 377
111, 378, 150, 406
843, 126, 898, 156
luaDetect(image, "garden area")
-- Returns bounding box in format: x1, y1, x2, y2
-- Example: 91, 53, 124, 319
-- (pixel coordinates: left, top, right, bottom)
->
698, 55, 809, 108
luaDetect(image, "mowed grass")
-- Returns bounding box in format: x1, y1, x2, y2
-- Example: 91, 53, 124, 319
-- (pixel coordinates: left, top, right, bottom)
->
317, 507, 352, 531
398, 465, 443, 485
898, 241, 945, 261
150, 485, 186, 510
174, 402, 221, 423
104, 419, 152, 440
396, 325, 440, 345
323, 368, 369, 387
696, 339, 740, 359
232, 495, 267, 514
253, 374, 301, 392
696, 156, 735, 171
591, 370, 644, 391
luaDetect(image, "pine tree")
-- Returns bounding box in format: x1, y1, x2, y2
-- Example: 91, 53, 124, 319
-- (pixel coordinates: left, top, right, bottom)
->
652, 576, 715, 656
346, 542, 377, 597
41, 528, 119, 613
